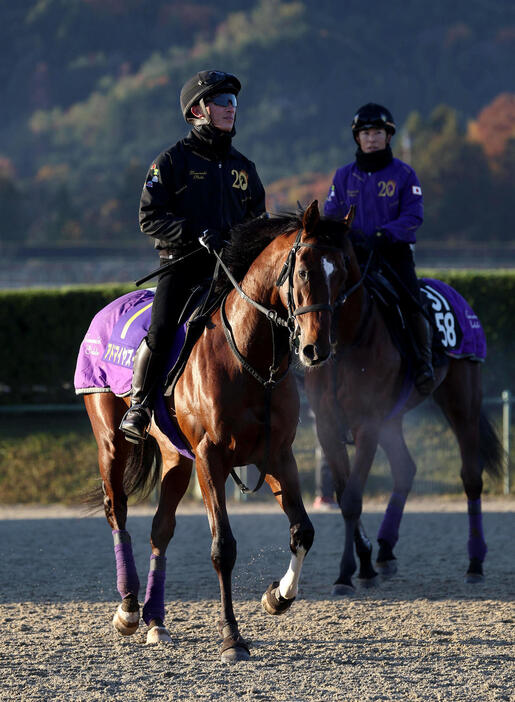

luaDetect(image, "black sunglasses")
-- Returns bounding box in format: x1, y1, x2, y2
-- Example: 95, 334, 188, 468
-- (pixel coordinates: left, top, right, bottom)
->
206, 93, 237, 108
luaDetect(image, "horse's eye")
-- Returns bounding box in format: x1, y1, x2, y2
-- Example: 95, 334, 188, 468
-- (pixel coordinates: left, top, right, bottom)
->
298, 269, 308, 280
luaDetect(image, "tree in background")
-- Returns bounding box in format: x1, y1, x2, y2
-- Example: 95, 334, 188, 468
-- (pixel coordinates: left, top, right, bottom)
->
405, 105, 493, 242
0, 158, 26, 249
467, 93, 515, 240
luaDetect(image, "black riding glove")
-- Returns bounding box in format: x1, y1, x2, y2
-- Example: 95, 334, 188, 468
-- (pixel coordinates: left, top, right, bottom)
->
373, 230, 389, 251
198, 229, 223, 254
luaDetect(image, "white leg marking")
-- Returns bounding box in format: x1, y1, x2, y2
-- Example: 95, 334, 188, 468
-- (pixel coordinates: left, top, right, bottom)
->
278, 546, 306, 599
146, 625, 172, 644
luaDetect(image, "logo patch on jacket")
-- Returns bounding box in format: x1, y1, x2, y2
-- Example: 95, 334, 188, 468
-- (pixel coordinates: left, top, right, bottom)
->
412, 185, 422, 195
189, 170, 207, 180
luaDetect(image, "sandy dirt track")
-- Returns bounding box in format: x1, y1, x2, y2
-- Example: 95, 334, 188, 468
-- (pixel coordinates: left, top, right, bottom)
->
1, 497, 513, 701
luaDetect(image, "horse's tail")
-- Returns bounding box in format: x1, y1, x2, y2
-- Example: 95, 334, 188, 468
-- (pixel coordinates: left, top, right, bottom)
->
479, 408, 504, 480
123, 436, 162, 500
82, 436, 162, 510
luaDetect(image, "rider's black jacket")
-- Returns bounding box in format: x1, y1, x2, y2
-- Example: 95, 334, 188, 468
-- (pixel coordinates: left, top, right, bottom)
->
139, 128, 266, 255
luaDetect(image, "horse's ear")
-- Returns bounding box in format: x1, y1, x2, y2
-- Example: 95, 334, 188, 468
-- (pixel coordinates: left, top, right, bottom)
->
343, 205, 355, 228
302, 200, 320, 235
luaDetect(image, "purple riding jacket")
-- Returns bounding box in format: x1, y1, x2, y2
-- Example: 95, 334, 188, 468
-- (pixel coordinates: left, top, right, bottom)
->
323, 157, 423, 244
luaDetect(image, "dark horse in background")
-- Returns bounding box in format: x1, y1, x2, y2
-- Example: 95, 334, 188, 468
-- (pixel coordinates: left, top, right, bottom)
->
77, 202, 350, 662
305, 217, 503, 595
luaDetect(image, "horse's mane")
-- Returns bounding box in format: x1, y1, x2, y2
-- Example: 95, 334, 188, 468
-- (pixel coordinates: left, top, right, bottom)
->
222, 211, 349, 283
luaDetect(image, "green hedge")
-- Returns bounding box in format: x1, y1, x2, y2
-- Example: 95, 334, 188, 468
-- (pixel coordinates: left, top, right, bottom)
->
1, 272, 514, 403
1, 284, 134, 403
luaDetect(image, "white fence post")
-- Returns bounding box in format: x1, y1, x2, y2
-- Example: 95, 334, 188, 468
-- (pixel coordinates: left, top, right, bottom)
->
502, 390, 511, 495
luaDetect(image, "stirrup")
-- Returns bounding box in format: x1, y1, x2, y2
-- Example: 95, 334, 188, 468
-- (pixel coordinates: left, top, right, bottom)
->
119, 404, 152, 443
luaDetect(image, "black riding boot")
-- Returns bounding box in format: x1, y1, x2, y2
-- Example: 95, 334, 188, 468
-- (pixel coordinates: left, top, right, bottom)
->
411, 312, 435, 395
119, 338, 164, 444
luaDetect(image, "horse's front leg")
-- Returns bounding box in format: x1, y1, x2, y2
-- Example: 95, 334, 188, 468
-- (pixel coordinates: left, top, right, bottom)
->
84, 393, 142, 636
334, 424, 379, 596
144, 445, 193, 644
195, 443, 249, 663
263, 448, 315, 615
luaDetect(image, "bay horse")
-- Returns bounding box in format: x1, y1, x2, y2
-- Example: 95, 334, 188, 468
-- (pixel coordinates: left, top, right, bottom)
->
304, 220, 503, 594
79, 201, 350, 662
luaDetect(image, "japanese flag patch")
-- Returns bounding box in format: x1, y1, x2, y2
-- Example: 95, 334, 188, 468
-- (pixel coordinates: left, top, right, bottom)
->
412, 185, 422, 195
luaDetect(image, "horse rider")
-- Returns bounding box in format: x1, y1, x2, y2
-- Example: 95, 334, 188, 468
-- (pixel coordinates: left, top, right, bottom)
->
120, 70, 266, 443
324, 102, 435, 395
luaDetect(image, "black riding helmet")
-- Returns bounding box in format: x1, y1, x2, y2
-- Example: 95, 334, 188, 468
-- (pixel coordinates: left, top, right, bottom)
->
351, 103, 396, 140
180, 70, 241, 126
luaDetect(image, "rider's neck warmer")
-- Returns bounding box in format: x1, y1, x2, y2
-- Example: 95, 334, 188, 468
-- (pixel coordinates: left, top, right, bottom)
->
355, 144, 393, 173
192, 123, 235, 158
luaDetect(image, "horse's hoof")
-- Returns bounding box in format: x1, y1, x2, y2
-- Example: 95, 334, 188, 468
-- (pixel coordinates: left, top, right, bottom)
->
357, 575, 379, 589
221, 646, 251, 663
220, 634, 250, 663
112, 603, 140, 636
146, 625, 172, 644
376, 559, 398, 579
261, 581, 295, 616
331, 583, 356, 597
466, 558, 484, 583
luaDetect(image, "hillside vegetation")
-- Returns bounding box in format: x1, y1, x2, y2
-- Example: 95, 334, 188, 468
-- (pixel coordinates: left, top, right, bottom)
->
1, 0, 514, 249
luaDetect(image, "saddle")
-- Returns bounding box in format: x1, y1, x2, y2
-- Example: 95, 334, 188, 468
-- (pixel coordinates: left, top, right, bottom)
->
361, 257, 448, 369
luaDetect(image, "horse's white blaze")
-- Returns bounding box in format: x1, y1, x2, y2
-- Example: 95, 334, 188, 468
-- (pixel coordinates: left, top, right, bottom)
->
322, 256, 335, 280
278, 546, 307, 599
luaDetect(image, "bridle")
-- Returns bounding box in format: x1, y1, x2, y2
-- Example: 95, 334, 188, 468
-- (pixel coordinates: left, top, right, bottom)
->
215, 227, 342, 357
330, 247, 374, 344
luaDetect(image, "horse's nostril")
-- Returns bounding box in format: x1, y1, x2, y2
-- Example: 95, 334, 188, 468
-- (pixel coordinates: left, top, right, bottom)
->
303, 344, 317, 361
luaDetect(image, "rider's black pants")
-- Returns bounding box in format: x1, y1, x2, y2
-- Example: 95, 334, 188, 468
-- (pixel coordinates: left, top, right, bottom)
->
380, 243, 422, 311
147, 253, 213, 352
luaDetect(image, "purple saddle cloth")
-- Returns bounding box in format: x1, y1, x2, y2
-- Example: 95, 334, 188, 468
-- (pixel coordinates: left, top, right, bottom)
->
386, 277, 486, 421
74, 288, 194, 458
421, 278, 486, 361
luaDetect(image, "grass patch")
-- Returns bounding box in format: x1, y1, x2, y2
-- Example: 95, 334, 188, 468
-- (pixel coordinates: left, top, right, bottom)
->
0, 403, 506, 505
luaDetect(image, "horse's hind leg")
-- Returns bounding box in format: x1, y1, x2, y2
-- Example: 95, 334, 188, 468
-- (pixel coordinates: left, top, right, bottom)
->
434, 361, 487, 582
143, 444, 193, 644
263, 448, 315, 614
84, 393, 141, 635
375, 417, 417, 578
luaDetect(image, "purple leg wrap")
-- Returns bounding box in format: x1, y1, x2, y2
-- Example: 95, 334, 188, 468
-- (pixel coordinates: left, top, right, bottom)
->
112, 530, 140, 599
467, 498, 487, 561
377, 492, 407, 547
142, 555, 167, 625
